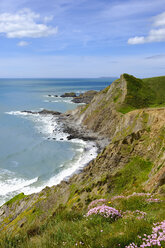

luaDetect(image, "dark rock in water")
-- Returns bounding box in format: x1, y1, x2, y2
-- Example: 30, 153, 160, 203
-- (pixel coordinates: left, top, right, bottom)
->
72, 90, 97, 104
67, 135, 75, 140
82, 136, 96, 141
22, 110, 35, 114
67, 133, 96, 141
21, 109, 61, 115
48, 94, 58, 97
60, 92, 77, 98
38, 109, 61, 115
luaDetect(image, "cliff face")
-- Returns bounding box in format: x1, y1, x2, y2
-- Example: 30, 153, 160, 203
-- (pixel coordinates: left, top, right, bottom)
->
0, 74, 164, 242
67, 73, 165, 141
67, 75, 127, 138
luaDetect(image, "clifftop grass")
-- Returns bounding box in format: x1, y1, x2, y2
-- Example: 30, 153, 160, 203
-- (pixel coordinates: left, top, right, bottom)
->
119, 74, 165, 113
142, 76, 165, 106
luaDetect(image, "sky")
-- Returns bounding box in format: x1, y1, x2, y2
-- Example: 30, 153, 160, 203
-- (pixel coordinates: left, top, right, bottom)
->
0, 0, 165, 78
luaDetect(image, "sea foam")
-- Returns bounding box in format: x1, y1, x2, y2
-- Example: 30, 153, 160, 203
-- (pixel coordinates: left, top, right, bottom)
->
0, 168, 38, 205
3, 110, 98, 205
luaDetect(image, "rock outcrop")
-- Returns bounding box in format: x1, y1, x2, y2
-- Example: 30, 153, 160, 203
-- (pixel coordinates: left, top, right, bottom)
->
60, 92, 76, 97
72, 90, 98, 104
65, 75, 127, 137
22, 109, 61, 115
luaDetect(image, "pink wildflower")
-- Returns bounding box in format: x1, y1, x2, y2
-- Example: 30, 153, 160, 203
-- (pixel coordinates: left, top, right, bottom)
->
146, 198, 162, 203
125, 220, 165, 248
86, 204, 121, 220
123, 210, 147, 220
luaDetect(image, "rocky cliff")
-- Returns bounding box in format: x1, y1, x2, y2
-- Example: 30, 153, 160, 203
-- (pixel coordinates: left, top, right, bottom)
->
0, 74, 164, 248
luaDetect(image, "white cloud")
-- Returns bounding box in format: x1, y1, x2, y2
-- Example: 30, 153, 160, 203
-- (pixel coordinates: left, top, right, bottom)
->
17, 41, 29, 46
0, 8, 58, 38
128, 36, 145, 45
154, 12, 165, 27
128, 11, 165, 44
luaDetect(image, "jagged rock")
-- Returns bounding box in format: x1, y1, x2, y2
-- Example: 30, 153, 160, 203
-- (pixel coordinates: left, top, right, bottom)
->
22, 109, 61, 115
72, 90, 97, 104
60, 92, 76, 97
0, 209, 4, 216
38, 109, 61, 115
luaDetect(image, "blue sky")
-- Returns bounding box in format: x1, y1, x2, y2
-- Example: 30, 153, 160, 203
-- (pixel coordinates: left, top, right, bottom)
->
0, 0, 165, 78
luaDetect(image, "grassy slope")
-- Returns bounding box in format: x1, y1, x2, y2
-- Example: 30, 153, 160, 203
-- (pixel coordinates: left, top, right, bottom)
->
1, 198, 164, 248
0, 155, 164, 247
142, 76, 165, 106
0, 123, 164, 248
119, 74, 165, 113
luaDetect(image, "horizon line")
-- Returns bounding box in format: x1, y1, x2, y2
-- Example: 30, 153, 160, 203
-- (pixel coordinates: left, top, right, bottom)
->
0, 76, 119, 80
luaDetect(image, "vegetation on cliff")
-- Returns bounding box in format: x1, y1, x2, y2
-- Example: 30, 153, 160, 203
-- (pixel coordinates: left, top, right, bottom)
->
0, 74, 165, 248
119, 74, 165, 113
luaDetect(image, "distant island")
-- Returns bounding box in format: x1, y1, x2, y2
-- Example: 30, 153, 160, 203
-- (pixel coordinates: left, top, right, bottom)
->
0, 74, 164, 248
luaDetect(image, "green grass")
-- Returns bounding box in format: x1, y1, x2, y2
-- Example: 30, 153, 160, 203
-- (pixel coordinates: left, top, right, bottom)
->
108, 157, 153, 195
80, 104, 89, 114
0, 195, 164, 248
142, 76, 165, 106
118, 105, 136, 114
0, 156, 162, 248
118, 74, 165, 113
5, 193, 26, 206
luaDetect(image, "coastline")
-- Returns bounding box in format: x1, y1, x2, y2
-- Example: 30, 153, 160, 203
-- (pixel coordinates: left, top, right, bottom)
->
21, 108, 110, 151
26, 108, 109, 164
0, 74, 165, 247
1, 106, 108, 206
59, 112, 110, 152
0, 73, 165, 247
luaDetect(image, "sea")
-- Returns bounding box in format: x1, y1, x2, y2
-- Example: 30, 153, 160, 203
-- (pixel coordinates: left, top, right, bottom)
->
0, 78, 115, 206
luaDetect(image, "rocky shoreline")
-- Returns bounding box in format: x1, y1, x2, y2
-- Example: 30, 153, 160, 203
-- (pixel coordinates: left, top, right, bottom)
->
58, 113, 110, 152
21, 109, 109, 153
47, 90, 98, 104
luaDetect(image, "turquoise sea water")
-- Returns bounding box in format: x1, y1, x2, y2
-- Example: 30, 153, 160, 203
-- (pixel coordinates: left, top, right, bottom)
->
0, 78, 115, 205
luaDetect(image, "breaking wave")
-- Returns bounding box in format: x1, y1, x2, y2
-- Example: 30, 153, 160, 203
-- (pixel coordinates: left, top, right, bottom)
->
1, 111, 98, 206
